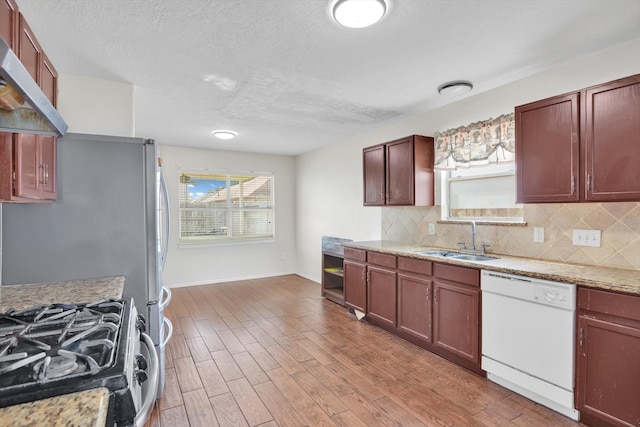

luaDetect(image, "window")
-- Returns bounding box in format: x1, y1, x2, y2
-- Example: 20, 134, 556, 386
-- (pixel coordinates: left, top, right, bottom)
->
440, 163, 523, 222
179, 170, 275, 244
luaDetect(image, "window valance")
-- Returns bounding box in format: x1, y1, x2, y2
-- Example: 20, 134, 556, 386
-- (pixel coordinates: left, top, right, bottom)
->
434, 113, 515, 169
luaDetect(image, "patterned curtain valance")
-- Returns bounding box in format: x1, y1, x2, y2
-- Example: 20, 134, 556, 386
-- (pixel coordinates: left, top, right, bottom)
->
434, 113, 515, 169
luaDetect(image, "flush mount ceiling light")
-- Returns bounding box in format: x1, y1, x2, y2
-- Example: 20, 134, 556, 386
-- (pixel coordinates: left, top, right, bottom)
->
437, 81, 474, 96
333, 0, 387, 28
212, 130, 237, 140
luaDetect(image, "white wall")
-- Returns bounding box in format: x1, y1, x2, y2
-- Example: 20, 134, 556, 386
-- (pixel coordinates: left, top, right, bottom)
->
159, 145, 297, 287
295, 37, 640, 283
58, 74, 135, 137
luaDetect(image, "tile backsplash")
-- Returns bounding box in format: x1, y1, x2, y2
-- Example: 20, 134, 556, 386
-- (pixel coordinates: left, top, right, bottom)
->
381, 202, 640, 271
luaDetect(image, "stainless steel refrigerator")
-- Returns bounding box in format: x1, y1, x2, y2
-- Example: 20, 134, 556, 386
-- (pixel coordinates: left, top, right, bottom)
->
1, 132, 173, 396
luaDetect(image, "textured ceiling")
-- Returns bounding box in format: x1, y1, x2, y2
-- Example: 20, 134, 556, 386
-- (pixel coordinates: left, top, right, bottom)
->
15, 0, 640, 155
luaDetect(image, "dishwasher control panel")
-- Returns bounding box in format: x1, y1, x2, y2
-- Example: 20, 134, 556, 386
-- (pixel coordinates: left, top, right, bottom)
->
481, 270, 576, 311
532, 284, 573, 309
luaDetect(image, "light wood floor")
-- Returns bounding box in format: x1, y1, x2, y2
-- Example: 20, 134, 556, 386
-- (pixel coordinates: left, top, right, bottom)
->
145, 274, 584, 427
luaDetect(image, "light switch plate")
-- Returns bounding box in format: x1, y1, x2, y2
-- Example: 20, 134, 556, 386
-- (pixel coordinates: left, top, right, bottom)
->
533, 227, 544, 243
428, 223, 435, 235
573, 229, 601, 247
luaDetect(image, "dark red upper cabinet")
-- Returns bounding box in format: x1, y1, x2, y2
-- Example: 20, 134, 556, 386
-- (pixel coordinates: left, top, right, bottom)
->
516, 92, 580, 203
363, 144, 386, 206
516, 73, 640, 203
584, 74, 640, 202
363, 135, 434, 206
0, 0, 18, 50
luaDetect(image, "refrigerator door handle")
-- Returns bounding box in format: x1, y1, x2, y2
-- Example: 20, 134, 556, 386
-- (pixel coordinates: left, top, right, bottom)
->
161, 317, 173, 348
159, 286, 172, 311
160, 172, 170, 272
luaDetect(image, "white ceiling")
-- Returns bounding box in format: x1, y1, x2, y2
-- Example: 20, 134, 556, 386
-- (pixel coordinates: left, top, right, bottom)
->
15, 0, 640, 156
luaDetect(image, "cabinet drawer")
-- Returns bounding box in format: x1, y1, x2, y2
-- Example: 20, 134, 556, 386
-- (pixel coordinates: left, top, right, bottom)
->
344, 248, 366, 262
398, 257, 432, 276
367, 251, 396, 268
579, 287, 640, 322
433, 262, 479, 287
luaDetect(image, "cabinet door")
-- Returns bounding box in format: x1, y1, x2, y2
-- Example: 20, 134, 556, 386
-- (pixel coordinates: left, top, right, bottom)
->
18, 14, 41, 82
576, 315, 640, 426
40, 52, 57, 106
515, 92, 580, 203
584, 74, 640, 201
344, 260, 367, 313
367, 265, 396, 328
13, 133, 40, 199
386, 137, 414, 205
433, 280, 479, 363
39, 135, 56, 198
1, 0, 18, 50
0, 132, 13, 200
363, 144, 385, 206
397, 273, 431, 343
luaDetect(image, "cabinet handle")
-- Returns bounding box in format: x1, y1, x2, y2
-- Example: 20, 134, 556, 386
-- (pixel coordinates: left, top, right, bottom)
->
570, 175, 575, 195
44, 163, 49, 185
434, 289, 438, 302
579, 327, 584, 347
586, 174, 591, 192
39, 164, 46, 185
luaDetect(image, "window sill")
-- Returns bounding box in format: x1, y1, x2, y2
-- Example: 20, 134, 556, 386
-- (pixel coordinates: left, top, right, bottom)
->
179, 237, 276, 249
438, 219, 527, 227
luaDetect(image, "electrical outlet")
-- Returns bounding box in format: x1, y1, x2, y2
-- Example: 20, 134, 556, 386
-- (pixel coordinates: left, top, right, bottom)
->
572, 229, 601, 247
533, 227, 544, 243
428, 223, 436, 235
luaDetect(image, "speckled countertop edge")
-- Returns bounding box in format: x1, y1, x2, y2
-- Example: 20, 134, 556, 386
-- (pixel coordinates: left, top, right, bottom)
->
343, 241, 640, 295
0, 387, 110, 427
0, 276, 125, 312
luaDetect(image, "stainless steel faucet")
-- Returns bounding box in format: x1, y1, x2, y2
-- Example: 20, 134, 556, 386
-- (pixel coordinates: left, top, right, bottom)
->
471, 220, 477, 251
457, 220, 490, 254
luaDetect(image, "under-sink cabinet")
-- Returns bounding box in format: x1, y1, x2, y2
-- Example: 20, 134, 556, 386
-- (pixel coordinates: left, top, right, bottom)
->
397, 257, 433, 345
343, 248, 482, 374
576, 287, 640, 427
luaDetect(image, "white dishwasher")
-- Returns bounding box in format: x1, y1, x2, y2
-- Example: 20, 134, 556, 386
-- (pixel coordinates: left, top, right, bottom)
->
481, 270, 579, 420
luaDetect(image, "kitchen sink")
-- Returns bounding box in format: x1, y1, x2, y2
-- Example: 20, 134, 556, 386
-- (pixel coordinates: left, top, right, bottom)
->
448, 254, 498, 262
415, 250, 455, 256
414, 250, 498, 262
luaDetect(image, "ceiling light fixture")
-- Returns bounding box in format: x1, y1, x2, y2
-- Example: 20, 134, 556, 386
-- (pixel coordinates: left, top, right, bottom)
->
332, 0, 387, 28
437, 81, 474, 96
212, 130, 237, 140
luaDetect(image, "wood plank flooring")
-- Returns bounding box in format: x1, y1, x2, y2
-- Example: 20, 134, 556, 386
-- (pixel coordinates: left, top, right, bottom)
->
144, 274, 584, 427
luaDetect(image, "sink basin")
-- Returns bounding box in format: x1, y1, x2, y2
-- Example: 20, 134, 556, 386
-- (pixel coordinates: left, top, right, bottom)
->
415, 250, 454, 256
414, 250, 498, 262
448, 254, 498, 262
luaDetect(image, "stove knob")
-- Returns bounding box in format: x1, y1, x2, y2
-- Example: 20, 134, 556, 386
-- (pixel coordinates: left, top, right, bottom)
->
136, 370, 148, 384
135, 355, 148, 370
136, 314, 146, 333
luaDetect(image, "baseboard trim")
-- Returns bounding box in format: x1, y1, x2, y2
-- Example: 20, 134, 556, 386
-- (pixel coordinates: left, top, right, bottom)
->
166, 271, 313, 288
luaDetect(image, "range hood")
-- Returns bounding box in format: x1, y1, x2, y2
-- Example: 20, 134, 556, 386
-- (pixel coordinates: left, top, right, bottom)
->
0, 36, 68, 137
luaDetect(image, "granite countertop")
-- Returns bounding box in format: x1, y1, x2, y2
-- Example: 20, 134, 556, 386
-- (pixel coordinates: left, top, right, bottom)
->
0, 276, 125, 312
0, 388, 110, 427
344, 240, 640, 295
